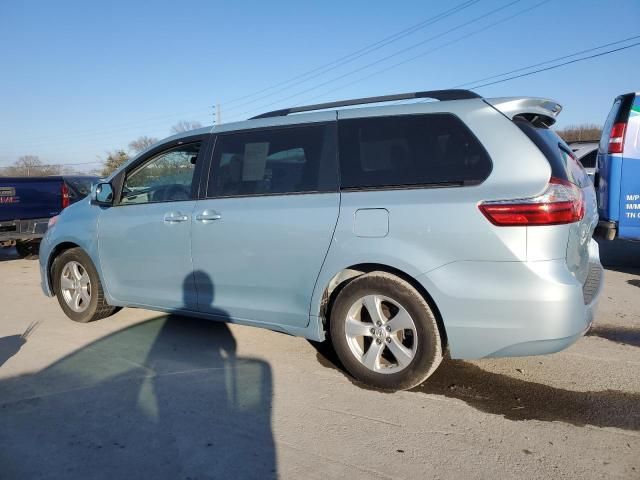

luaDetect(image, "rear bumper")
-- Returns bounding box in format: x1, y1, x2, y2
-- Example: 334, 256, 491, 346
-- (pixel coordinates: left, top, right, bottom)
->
0, 218, 49, 243
418, 239, 604, 359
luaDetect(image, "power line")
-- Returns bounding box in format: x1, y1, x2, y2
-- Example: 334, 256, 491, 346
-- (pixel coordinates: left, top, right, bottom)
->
217, 0, 482, 107
454, 34, 640, 88
5, 0, 489, 146
281, 0, 550, 111
460, 39, 640, 90
4, 108, 211, 147
10, 1, 479, 146
224, 0, 526, 121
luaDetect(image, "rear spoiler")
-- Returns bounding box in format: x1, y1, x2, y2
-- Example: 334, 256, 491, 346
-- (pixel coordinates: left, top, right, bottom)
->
484, 97, 562, 127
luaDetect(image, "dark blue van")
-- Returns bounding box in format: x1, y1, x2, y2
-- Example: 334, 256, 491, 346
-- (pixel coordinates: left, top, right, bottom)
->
596, 92, 640, 241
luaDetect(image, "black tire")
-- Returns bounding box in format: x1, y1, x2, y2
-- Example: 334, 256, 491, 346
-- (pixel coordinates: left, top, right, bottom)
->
329, 272, 443, 391
15, 241, 39, 258
52, 248, 119, 323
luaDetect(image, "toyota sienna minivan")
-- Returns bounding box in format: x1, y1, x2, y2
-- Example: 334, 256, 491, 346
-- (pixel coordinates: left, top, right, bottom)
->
39, 89, 602, 390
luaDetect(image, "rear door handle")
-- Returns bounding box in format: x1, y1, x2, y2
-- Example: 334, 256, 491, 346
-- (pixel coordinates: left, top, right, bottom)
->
195, 210, 222, 223
164, 212, 189, 223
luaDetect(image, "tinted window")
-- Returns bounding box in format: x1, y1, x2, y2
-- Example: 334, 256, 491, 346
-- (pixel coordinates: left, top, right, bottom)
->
65, 178, 96, 198
578, 149, 597, 169
516, 119, 590, 187
121, 142, 201, 204
338, 114, 491, 189
208, 123, 337, 197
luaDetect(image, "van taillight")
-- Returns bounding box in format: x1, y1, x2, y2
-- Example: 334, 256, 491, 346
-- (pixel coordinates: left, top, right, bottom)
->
479, 177, 585, 226
608, 122, 627, 154
61, 183, 70, 209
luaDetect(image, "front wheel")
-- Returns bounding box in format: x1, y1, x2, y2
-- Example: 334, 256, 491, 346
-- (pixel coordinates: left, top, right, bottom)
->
53, 248, 119, 323
329, 272, 443, 391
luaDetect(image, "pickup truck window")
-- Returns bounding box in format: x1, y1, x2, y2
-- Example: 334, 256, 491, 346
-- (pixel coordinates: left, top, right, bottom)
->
120, 142, 201, 205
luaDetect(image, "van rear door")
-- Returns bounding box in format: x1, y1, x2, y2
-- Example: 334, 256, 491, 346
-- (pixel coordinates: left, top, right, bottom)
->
595, 92, 640, 240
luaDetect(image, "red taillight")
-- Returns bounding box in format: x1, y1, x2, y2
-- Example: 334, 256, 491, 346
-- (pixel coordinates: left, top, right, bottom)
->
608, 122, 627, 154
479, 177, 585, 227
61, 182, 70, 209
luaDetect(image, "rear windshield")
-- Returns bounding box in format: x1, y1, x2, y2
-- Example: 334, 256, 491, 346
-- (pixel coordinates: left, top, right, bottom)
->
65, 178, 97, 198
515, 118, 590, 188
338, 113, 492, 189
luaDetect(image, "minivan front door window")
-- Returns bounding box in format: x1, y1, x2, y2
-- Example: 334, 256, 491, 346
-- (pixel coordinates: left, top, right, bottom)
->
121, 143, 201, 204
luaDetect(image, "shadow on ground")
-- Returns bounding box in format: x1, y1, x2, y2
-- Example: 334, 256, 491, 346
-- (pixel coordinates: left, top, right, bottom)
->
0, 247, 37, 262
314, 343, 640, 431
0, 247, 18, 262
587, 324, 640, 348
0, 272, 276, 479
597, 238, 640, 273
0, 335, 26, 367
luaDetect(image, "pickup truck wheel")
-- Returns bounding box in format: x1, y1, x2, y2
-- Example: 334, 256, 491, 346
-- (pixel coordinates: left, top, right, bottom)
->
15, 241, 39, 258
53, 248, 118, 323
329, 272, 443, 391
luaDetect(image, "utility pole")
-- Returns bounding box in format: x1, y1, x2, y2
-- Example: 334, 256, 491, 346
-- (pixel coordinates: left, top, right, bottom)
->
216, 103, 222, 125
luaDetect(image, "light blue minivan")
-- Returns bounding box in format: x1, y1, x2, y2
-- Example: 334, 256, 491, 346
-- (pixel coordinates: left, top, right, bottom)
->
39, 90, 602, 390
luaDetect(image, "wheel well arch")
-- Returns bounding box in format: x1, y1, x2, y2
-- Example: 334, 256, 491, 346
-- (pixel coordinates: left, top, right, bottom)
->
47, 241, 81, 293
319, 263, 448, 347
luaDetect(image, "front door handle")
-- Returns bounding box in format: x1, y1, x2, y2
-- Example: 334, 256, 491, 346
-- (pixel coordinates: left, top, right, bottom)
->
195, 210, 222, 223
164, 212, 189, 223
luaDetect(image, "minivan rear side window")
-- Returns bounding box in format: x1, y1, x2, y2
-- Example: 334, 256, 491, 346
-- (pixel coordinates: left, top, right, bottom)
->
338, 113, 492, 189
515, 118, 590, 188
208, 123, 337, 197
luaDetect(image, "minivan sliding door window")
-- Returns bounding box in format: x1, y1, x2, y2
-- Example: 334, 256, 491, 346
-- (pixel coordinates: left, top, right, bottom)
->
207, 123, 338, 197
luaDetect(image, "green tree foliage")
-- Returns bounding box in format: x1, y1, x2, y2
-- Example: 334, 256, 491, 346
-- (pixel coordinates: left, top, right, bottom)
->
101, 149, 130, 177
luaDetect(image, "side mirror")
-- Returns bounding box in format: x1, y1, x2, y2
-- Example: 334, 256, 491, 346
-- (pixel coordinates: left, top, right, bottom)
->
93, 182, 114, 206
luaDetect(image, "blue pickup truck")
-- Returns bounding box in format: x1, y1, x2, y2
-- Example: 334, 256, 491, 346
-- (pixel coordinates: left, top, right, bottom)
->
0, 176, 97, 257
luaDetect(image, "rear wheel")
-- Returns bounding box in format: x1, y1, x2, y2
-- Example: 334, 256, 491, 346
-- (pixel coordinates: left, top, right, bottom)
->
329, 272, 442, 391
53, 248, 119, 323
15, 240, 39, 258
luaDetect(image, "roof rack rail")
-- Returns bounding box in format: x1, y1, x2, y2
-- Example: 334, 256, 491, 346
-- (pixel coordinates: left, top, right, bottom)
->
250, 89, 481, 119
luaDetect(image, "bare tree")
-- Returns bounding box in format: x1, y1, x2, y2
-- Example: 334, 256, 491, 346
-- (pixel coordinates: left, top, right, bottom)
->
170, 120, 202, 134
555, 124, 602, 143
101, 150, 130, 177
128, 135, 158, 154
2, 155, 62, 177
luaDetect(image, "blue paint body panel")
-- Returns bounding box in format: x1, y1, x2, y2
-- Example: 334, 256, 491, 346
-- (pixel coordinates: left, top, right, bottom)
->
618, 157, 640, 239
596, 153, 623, 221
597, 93, 640, 241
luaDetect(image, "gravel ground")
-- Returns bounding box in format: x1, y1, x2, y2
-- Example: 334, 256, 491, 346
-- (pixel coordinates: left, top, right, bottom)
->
0, 240, 638, 479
